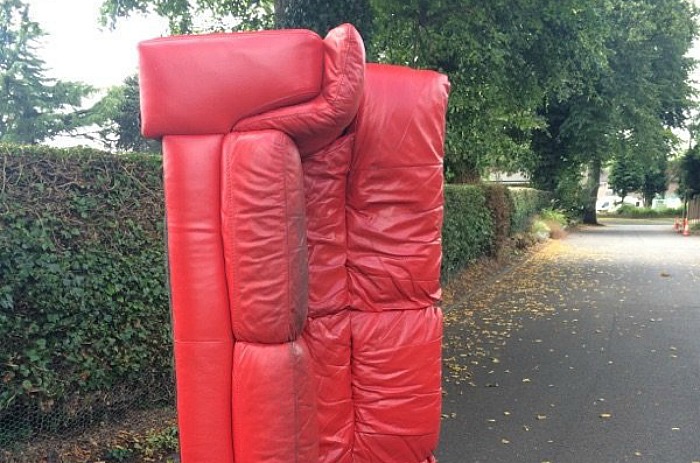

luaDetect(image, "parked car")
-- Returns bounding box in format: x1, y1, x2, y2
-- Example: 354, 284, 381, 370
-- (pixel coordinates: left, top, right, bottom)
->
596, 196, 641, 212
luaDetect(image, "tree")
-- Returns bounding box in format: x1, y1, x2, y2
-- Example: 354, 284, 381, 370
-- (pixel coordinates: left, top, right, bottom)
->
0, 0, 92, 144
680, 145, 700, 198
531, 0, 697, 224
277, 0, 373, 44
369, 0, 612, 181
641, 154, 669, 207
609, 142, 644, 204
100, 0, 275, 33
83, 75, 160, 152
100, 0, 373, 35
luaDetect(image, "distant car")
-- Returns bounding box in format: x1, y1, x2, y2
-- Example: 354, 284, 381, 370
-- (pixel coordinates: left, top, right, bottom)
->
596, 196, 641, 212
596, 199, 614, 212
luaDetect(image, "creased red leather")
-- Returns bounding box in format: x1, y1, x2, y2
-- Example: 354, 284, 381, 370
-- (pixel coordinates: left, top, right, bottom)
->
303, 312, 353, 463
347, 64, 450, 313
233, 340, 318, 463
139, 30, 323, 137
346, 64, 450, 463
141, 25, 450, 463
234, 24, 365, 157
350, 308, 443, 463
221, 131, 308, 344
302, 135, 352, 318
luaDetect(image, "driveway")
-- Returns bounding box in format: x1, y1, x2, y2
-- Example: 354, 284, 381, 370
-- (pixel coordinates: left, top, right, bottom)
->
438, 222, 700, 463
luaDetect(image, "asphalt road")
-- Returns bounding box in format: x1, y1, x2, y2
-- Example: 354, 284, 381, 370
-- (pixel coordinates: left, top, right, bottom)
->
438, 222, 700, 463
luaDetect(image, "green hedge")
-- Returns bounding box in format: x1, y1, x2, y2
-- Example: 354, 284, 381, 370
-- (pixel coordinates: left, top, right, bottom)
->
613, 204, 683, 218
509, 187, 552, 232
0, 144, 551, 447
442, 185, 495, 279
0, 145, 171, 446
441, 184, 551, 280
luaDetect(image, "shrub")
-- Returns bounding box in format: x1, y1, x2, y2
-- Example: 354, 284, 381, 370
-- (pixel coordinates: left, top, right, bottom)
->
509, 187, 552, 232
481, 184, 511, 256
0, 144, 172, 446
537, 208, 568, 239
442, 184, 494, 279
441, 184, 550, 280
615, 205, 683, 218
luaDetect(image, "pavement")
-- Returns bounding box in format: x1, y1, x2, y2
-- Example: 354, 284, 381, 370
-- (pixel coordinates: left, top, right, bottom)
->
437, 221, 700, 463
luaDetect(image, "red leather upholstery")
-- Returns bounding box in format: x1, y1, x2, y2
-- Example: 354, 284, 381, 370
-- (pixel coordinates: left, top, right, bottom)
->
233, 340, 318, 463
140, 24, 449, 463
221, 131, 308, 344
346, 64, 450, 463
235, 24, 365, 156
163, 135, 234, 463
347, 64, 450, 313
139, 30, 324, 137
302, 313, 353, 463
302, 135, 352, 318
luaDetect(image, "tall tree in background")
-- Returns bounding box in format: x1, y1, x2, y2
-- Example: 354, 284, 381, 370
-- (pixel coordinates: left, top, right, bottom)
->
0, 0, 91, 144
609, 141, 644, 204
100, 0, 274, 33
100, 0, 697, 223
101, 0, 372, 35
532, 0, 696, 223
83, 75, 160, 152
641, 153, 669, 207
680, 145, 700, 199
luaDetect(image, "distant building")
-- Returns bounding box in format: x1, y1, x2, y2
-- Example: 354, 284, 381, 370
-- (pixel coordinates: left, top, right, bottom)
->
487, 171, 530, 186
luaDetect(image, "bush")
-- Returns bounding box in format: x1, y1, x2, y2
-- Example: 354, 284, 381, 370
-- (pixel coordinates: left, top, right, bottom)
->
442, 184, 494, 279
481, 184, 511, 255
0, 144, 172, 446
509, 187, 553, 232
441, 184, 550, 280
614, 204, 683, 218
530, 208, 567, 239
0, 142, 550, 447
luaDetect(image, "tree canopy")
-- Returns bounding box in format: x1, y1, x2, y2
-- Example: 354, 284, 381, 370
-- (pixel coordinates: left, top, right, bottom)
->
0, 0, 92, 144
99, 0, 698, 221
83, 75, 160, 152
681, 145, 700, 198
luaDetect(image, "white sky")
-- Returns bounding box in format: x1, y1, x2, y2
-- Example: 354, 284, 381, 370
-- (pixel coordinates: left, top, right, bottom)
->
27, 0, 168, 89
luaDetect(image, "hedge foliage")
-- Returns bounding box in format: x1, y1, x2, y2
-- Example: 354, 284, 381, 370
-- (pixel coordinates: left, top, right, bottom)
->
442, 185, 494, 279
441, 184, 551, 279
509, 187, 552, 232
0, 144, 550, 447
0, 145, 171, 446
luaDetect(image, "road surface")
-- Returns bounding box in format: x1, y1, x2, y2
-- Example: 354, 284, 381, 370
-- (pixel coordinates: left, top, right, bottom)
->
438, 222, 700, 463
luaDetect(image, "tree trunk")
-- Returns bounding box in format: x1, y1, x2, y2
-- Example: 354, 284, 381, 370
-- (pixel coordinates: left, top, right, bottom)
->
274, 0, 288, 27
582, 158, 602, 225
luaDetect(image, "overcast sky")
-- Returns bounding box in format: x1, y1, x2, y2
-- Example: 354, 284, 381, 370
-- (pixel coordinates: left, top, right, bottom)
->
27, 0, 168, 89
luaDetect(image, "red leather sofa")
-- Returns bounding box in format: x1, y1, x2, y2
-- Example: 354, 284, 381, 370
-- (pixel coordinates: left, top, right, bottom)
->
139, 23, 449, 463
